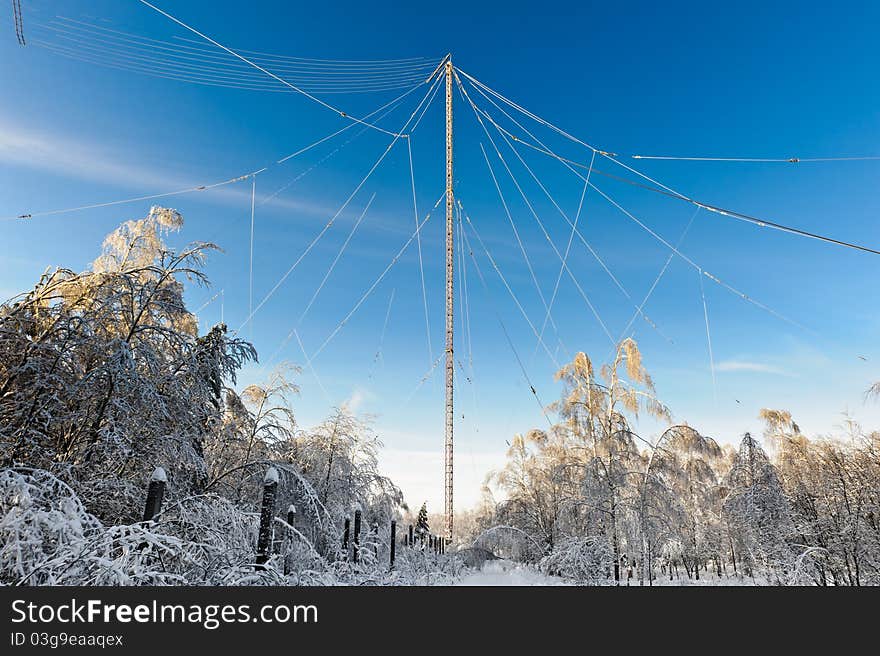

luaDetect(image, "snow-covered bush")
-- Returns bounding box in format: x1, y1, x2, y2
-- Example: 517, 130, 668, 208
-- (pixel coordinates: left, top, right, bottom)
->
1, 468, 187, 585
387, 545, 463, 586
471, 525, 546, 563
0, 466, 457, 586
539, 535, 613, 584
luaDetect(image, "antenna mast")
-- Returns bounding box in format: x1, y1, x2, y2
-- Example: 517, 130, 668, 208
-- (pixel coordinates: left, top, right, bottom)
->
444, 56, 454, 541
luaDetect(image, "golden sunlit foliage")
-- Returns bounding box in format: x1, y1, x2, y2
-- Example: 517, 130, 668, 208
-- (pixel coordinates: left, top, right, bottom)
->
482, 338, 880, 585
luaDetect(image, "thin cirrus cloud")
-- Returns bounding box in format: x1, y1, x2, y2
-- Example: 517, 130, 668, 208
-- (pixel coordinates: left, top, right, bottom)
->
715, 359, 792, 376
0, 118, 337, 218
0, 119, 175, 189
0, 118, 420, 240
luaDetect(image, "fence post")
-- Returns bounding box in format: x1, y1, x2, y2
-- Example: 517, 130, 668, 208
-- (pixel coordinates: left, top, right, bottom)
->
390, 520, 397, 569
282, 504, 297, 576
353, 509, 362, 563
373, 522, 379, 559
255, 466, 279, 568
342, 518, 350, 556
408, 524, 413, 547
142, 467, 167, 522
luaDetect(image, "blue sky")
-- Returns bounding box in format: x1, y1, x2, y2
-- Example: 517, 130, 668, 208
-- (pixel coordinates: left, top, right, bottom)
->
2, 0, 879, 510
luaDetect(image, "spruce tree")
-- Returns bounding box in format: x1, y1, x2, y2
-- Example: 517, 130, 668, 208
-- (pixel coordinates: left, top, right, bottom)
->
416, 502, 430, 537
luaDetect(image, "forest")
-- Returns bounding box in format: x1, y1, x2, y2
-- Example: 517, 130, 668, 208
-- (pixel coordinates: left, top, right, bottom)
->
1, 208, 878, 586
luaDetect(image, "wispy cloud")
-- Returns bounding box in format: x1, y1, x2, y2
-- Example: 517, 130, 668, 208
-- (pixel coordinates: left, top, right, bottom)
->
0, 118, 420, 244
342, 386, 370, 413
716, 359, 792, 376
0, 119, 182, 189
0, 118, 333, 217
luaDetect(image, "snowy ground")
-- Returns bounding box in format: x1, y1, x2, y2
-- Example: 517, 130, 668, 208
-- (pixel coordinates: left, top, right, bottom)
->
454, 560, 762, 586
454, 560, 568, 586
647, 573, 763, 586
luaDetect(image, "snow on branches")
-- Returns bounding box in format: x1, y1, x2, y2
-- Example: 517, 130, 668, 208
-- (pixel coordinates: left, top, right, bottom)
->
0, 209, 431, 586
478, 340, 880, 586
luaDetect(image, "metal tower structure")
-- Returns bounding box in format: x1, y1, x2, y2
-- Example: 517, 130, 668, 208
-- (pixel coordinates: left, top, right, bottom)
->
444, 57, 454, 541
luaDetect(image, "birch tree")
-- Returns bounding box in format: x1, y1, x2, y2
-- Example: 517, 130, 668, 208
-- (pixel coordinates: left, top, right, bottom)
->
553, 339, 670, 581
0, 207, 254, 521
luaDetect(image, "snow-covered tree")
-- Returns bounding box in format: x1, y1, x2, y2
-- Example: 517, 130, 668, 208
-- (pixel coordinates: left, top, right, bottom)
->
0, 208, 447, 586
204, 367, 299, 503
416, 502, 430, 537
649, 425, 724, 581
488, 339, 673, 581
722, 432, 795, 583
281, 408, 403, 532
0, 207, 254, 521
553, 339, 670, 581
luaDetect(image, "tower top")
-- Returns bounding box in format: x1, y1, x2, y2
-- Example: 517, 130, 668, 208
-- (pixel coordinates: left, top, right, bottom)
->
426, 54, 452, 83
